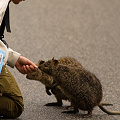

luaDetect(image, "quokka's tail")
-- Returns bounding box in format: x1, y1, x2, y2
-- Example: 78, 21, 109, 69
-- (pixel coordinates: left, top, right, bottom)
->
98, 104, 120, 115
101, 103, 113, 106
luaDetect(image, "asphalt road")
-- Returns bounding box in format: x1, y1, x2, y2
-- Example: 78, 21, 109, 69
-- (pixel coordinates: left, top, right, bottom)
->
2, 0, 120, 120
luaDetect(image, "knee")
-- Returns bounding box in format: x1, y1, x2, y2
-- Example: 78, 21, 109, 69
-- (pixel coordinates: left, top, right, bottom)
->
0, 96, 23, 119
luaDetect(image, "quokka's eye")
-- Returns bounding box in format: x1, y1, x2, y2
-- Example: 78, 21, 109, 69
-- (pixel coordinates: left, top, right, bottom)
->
38, 65, 41, 69
44, 64, 48, 67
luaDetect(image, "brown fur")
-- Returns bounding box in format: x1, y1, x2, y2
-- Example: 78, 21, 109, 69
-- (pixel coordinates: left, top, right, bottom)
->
39, 58, 120, 117
26, 57, 82, 106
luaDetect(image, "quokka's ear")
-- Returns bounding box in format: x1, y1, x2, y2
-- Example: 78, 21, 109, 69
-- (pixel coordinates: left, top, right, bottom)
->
54, 60, 59, 66
39, 60, 45, 65
52, 57, 54, 60
36, 60, 45, 66
52, 57, 58, 65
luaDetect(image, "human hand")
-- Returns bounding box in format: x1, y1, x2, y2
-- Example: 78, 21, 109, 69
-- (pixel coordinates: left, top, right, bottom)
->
15, 56, 38, 74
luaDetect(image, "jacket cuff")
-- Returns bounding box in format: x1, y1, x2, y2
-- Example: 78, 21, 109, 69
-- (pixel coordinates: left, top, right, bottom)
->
7, 48, 21, 68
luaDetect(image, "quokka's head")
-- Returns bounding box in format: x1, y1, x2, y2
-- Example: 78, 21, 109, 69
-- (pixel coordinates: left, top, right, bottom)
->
26, 60, 45, 80
38, 57, 59, 75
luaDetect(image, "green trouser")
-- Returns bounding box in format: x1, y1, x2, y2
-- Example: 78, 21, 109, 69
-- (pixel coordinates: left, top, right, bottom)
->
0, 66, 24, 118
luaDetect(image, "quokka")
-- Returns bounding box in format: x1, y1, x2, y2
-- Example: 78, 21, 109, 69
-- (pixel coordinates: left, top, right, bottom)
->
39, 58, 120, 117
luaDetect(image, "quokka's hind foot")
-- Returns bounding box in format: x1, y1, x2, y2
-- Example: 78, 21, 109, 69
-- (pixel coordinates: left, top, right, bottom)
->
45, 102, 62, 106
62, 108, 79, 114
65, 106, 74, 110
82, 111, 92, 118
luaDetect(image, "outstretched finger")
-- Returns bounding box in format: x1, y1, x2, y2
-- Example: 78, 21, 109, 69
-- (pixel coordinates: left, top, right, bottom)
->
23, 65, 29, 74
30, 65, 38, 72
27, 60, 38, 69
26, 65, 33, 73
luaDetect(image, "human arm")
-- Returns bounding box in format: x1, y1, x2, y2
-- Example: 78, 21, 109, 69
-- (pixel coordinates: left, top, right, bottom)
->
0, 40, 38, 74
7, 47, 38, 74
8, 48, 38, 74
